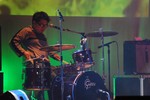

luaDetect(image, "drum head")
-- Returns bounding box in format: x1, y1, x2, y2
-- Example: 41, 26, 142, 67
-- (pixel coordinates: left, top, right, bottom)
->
51, 71, 108, 100
73, 71, 107, 100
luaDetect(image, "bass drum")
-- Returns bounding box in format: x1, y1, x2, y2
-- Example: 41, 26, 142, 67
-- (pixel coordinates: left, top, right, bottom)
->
51, 71, 108, 100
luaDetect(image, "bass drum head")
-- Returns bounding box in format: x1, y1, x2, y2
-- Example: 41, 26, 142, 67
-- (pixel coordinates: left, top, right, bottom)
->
51, 71, 108, 100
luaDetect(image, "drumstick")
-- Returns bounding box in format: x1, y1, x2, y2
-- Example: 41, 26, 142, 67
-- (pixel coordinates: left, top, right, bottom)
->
62, 60, 69, 64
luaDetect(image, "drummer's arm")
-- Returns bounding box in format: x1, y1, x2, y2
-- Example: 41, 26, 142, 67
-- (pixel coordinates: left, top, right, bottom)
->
49, 52, 69, 64
49, 52, 60, 61
9, 28, 30, 57
23, 51, 31, 60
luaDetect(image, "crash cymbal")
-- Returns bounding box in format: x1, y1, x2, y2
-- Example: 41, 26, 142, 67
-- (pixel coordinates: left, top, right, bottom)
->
86, 31, 118, 37
40, 44, 75, 52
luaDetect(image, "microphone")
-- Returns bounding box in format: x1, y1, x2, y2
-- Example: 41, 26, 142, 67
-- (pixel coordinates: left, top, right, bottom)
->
49, 24, 66, 31
57, 9, 64, 21
98, 41, 116, 48
49, 24, 60, 30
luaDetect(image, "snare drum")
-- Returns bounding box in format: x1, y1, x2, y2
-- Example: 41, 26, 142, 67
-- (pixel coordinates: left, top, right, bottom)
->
72, 49, 94, 69
51, 71, 108, 100
54, 64, 77, 75
23, 59, 51, 90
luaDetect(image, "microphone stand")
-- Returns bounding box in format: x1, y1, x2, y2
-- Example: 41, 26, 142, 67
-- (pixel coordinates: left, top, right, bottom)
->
99, 28, 106, 83
58, 10, 64, 100
98, 41, 116, 91
97, 89, 111, 100
107, 45, 111, 91
98, 43, 112, 91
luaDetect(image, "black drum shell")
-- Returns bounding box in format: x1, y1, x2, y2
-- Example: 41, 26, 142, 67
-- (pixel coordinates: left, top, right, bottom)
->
23, 60, 51, 90
51, 71, 108, 100
53, 64, 78, 75
72, 49, 94, 69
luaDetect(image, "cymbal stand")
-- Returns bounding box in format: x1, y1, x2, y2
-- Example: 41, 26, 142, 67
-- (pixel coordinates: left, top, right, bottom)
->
57, 9, 64, 100
80, 33, 87, 51
106, 44, 111, 91
99, 28, 106, 81
79, 33, 87, 71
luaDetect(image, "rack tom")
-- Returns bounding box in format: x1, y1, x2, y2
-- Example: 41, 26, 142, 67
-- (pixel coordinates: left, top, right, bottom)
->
72, 49, 94, 69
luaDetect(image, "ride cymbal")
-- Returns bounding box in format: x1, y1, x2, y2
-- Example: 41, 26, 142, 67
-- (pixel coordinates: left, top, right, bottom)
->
86, 31, 118, 37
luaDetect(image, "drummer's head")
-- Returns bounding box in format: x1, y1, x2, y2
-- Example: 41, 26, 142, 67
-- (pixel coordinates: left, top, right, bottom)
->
32, 11, 50, 33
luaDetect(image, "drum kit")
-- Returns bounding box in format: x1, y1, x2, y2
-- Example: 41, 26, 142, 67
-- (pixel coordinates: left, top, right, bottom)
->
23, 28, 118, 100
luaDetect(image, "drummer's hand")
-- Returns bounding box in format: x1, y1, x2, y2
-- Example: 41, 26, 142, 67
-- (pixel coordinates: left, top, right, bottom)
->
54, 54, 69, 64
53, 53, 61, 61
23, 51, 34, 64
23, 51, 31, 60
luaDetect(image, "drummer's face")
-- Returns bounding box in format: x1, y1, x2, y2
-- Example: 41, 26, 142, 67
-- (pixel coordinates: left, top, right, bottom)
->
33, 19, 48, 33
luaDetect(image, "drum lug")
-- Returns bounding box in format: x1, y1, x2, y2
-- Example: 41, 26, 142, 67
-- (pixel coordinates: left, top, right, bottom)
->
67, 95, 71, 100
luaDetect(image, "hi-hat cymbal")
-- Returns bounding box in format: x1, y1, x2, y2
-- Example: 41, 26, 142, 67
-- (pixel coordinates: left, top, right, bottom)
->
86, 31, 118, 37
40, 44, 75, 52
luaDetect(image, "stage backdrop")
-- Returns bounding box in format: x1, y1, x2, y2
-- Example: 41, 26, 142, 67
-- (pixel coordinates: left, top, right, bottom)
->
0, 0, 149, 17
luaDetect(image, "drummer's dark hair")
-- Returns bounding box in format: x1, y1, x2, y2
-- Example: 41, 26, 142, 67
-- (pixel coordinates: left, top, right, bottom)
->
32, 11, 50, 23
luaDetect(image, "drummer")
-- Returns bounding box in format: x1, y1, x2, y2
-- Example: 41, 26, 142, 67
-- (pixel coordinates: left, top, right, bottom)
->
9, 11, 62, 100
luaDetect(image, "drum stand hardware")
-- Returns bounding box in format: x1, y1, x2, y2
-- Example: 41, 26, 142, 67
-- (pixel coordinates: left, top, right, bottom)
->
66, 95, 71, 100
30, 90, 45, 100
98, 28, 106, 81
97, 89, 111, 100
57, 9, 65, 100
80, 32, 87, 51
30, 91, 37, 100
98, 41, 112, 91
